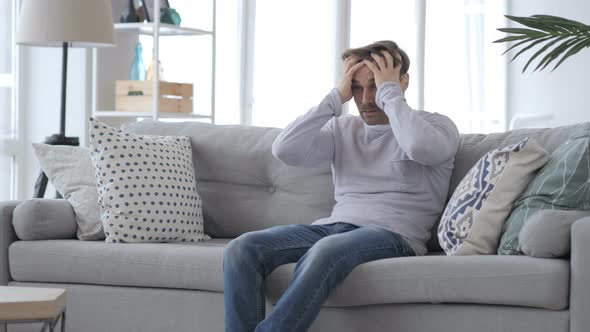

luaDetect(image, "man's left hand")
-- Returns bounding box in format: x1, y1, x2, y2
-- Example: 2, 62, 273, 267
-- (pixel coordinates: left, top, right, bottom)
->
363, 51, 402, 88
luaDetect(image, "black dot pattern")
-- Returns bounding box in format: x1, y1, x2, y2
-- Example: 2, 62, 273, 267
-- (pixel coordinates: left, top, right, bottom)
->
89, 118, 210, 244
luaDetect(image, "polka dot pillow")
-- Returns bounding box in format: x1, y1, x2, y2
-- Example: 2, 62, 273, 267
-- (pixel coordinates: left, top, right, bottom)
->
89, 118, 210, 243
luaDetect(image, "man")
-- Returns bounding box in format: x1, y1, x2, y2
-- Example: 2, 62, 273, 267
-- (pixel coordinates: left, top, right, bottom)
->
223, 40, 460, 332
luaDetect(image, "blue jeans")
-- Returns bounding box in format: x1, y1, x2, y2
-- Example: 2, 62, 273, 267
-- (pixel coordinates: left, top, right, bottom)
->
223, 222, 415, 332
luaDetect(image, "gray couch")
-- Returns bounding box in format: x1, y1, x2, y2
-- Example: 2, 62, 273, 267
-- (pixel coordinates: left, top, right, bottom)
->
1, 120, 589, 332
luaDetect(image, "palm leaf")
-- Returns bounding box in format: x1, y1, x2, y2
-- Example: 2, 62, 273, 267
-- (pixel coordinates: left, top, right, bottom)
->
501, 37, 535, 56
535, 37, 578, 71
505, 15, 563, 33
494, 35, 531, 43
552, 37, 590, 70
509, 36, 553, 62
497, 14, 590, 72
532, 15, 586, 28
497, 27, 545, 36
521, 36, 568, 73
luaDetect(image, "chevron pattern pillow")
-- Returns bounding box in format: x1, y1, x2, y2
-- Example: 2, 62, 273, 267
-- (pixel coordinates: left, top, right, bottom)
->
439, 137, 549, 255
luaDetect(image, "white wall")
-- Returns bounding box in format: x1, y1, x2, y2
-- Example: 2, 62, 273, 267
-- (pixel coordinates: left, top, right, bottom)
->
506, 0, 590, 129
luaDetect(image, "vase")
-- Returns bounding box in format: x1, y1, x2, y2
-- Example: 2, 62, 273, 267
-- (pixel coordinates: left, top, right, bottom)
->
129, 42, 146, 81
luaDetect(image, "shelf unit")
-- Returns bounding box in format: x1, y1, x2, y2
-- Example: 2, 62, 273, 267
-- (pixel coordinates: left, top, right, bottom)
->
92, 1, 216, 123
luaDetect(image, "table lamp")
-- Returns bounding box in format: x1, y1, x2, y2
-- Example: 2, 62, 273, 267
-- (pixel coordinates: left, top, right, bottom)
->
16, 0, 115, 198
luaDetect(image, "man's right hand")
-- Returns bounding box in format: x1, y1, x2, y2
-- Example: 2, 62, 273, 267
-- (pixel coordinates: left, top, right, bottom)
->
338, 57, 365, 104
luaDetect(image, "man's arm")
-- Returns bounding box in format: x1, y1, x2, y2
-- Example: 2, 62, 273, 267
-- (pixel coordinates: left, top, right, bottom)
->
271, 90, 340, 167
364, 51, 460, 166
378, 82, 460, 166
272, 57, 365, 167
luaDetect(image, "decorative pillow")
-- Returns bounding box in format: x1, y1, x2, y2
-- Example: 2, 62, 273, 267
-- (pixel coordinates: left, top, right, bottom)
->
89, 118, 210, 243
32, 143, 104, 240
438, 138, 549, 255
498, 127, 590, 255
13, 199, 78, 240
519, 209, 590, 258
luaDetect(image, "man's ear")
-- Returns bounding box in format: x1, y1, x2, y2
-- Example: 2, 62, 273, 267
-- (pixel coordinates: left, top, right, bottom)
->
400, 73, 410, 91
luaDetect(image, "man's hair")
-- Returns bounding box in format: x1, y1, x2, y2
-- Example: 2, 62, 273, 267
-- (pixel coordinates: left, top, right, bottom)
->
341, 40, 410, 76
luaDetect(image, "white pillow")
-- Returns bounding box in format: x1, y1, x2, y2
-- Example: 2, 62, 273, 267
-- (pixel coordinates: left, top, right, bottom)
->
89, 118, 210, 243
32, 143, 104, 240
438, 137, 549, 255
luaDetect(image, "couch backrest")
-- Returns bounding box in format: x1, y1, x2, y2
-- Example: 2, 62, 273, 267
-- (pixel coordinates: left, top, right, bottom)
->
126, 120, 588, 251
124, 120, 335, 238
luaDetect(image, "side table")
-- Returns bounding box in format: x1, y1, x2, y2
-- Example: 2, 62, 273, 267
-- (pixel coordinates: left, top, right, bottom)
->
0, 286, 66, 332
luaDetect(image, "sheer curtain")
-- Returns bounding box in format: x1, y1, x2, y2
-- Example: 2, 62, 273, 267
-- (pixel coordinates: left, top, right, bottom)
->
424, 0, 506, 133
0, 0, 15, 200
250, 0, 335, 128
349, 0, 419, 115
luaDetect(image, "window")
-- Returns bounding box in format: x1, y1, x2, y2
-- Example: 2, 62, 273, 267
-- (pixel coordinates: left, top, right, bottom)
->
424, 0, 506, 133
245, 0, 505, 132
350, 0, 419, 114
250, 0, 335, 128
0, 0, 17, 200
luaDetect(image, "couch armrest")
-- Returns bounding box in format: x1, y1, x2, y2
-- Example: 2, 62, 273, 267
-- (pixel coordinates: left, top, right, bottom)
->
570, 216, 590, 332
0, 200, 20, 285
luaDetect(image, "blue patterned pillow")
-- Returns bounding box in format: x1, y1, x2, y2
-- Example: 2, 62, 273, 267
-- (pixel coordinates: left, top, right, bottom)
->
438, 138, 549, 255
498, 127, 590, 255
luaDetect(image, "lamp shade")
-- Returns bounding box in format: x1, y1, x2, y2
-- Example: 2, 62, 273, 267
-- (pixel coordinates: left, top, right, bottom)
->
17, 0, 115, 48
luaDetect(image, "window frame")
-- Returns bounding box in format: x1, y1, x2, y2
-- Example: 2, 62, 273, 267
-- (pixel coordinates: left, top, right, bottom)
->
0, 0, 22, 200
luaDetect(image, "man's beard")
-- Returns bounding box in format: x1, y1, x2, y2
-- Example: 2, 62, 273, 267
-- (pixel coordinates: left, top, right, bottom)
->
360, 104, 380, 113
359, 104, 389, 124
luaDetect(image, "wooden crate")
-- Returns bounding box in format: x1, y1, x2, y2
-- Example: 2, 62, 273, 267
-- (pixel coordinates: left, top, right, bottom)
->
115, 80, 193, 113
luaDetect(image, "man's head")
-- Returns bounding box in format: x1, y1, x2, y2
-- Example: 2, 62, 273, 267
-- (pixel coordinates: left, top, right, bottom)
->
342, 41, 410, 125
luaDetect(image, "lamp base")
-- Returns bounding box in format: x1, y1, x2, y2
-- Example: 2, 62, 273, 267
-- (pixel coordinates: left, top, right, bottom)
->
33, 134, 80, 198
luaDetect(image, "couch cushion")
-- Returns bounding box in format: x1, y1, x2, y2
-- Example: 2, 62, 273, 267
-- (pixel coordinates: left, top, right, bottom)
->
267, 254, 569, 310
122, 120, 336, 238
9, 240, 568, 310
9, 239, 230, 292
12, 199, 78, 241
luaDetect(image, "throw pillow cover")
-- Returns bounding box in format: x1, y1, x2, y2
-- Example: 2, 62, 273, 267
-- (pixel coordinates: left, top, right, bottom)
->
89, 118, 210, 243
438, 138, 549, 255
32, 143, 104, 240
498, 127, 590, 255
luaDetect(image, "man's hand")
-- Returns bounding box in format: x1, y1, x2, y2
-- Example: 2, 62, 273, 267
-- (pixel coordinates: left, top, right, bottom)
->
338, 57, 365, 104
364, 51, 402, 88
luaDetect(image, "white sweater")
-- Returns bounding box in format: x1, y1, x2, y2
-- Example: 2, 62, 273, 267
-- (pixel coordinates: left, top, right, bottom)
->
272, 82, 460, 255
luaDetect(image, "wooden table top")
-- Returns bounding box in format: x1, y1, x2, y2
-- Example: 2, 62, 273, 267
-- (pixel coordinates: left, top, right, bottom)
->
0, 286, 66, 321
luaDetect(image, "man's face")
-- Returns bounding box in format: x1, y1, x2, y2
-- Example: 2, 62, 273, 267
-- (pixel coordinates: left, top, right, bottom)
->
351, 65, 390, 125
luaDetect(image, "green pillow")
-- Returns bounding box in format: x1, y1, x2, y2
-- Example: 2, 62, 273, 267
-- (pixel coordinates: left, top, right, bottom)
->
498, 126, 590, 255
